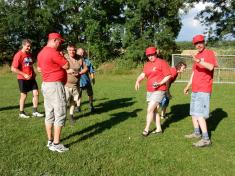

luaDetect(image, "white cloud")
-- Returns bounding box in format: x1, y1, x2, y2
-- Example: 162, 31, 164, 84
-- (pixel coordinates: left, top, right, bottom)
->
177, 2, 213, 41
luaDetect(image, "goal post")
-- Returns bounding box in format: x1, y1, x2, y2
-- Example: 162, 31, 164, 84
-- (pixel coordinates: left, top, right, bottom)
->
171, 54, 235, 84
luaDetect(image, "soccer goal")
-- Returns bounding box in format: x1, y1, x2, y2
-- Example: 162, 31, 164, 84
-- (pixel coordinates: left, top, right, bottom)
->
171, 54, 235, 84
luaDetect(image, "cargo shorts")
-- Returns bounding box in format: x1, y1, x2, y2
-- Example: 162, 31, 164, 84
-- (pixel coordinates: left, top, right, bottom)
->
65, 86, 80, 103
146, 91, 165, 104
42, 82, 67, 126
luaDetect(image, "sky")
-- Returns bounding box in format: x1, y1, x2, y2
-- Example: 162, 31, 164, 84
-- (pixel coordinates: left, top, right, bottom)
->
176, 2, 209, 41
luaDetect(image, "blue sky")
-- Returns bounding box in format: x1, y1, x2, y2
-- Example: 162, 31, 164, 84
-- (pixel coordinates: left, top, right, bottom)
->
176, 3, 208, 41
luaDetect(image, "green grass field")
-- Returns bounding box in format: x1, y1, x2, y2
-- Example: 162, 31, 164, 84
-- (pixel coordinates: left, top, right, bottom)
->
1, 72, 235, 176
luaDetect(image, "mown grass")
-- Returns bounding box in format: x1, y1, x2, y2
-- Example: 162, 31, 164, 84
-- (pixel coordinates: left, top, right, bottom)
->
0, 72, 235, 176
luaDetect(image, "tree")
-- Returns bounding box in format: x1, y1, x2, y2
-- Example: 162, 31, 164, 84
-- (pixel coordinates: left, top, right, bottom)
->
0, 0, 190, 65
122, 0, 185, 62
0, 0, 67, 63
195, 0, 235, 40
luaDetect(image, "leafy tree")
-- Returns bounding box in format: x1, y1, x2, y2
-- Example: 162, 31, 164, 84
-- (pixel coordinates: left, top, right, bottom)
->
0, 0, 67, 63
194, 0, 235, 40
0, 0, 190, 66
122, 0, 185, 62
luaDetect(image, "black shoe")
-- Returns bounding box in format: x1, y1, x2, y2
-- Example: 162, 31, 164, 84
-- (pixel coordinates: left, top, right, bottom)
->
90, 107, 95, 113
74, 106, 81, 113
69, 115, 75, 125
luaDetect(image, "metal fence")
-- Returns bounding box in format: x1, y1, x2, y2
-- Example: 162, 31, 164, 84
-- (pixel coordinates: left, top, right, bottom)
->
171, 54, 235, 84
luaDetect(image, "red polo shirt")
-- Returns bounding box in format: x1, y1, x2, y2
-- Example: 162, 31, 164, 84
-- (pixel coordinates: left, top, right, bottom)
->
169, 67, 178, 84
143, 58, 171, 92
192, 49, 218, 93
11, 50, 35, 80
37, 46, 68, 83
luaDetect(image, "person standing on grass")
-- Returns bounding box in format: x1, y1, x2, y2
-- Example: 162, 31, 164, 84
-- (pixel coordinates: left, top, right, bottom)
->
37, 33, 69, 153
184, 34, 218, 147
64, 44, 88, 124
11, 39, 44, 118
159, 61, 187, 119
135, 46, 171, 136
76, 48, 96, 113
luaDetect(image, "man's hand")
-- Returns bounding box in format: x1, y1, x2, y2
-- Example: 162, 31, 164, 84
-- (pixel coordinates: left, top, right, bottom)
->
191, 53, 201, 63
23, 73, 31, 80
184, 86, 189, 95
135, 82, 140, 91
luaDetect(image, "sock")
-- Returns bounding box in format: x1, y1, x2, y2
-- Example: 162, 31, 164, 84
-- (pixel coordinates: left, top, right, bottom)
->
194, 128, 200, 135
20, 111, 25, 114
202, 132, 209, 140
33, 107, 37, 113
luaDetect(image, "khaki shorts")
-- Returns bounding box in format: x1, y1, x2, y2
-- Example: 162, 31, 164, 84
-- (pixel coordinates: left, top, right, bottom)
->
65, 86, 80, 103
146, 91, 165, 103
42, 82, 67, 127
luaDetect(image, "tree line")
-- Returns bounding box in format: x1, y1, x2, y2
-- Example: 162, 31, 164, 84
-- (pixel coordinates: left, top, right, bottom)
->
0, 0, 234, 66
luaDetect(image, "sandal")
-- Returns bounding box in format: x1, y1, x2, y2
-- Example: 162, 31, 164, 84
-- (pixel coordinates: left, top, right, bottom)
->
142, 130, 149, 137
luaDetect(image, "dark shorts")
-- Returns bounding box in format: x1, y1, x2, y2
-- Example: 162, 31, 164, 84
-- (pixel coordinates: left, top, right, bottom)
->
80, 83, 93, 96
159, 95, 170, 107
18, 79, 38, 93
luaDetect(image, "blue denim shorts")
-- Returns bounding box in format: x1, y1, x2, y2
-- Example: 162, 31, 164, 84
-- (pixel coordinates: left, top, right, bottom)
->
190, 92, 210, 119
159, 95, 169, 107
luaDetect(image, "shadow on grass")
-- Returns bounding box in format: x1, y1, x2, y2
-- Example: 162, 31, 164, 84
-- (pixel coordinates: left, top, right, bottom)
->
161, 103, 190, 131
63, 109, 142, 147
0, 102, 35, 112
207, 108, 228, 136
74, 97, 136, 119
79, 97, 109, 106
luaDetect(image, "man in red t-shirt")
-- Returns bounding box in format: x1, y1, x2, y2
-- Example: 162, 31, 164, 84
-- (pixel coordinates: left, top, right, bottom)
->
11, 39, 44, 118
37, 33, 69, 153
159, 61, 187, 119
135, 46, 171, 136
184, 34, 218, 147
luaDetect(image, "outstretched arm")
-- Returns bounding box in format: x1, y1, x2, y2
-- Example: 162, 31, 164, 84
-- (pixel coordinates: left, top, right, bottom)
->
184, 72, 194, 95
135, 73, 145, 91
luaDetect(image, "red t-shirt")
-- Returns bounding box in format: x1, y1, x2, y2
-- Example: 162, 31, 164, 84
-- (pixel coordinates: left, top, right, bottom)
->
143, 58, 171, 92
169, 67, 178, 84
192, 49, 218, 93
37, 46, 68, 83
11, 50, 35, 80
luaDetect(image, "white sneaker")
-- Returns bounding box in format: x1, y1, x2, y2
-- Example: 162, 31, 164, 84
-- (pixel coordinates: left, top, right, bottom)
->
46, 140, 53, 147
49, 143, 69, 153
32, 112, 44, 117
19, 113, 30, 118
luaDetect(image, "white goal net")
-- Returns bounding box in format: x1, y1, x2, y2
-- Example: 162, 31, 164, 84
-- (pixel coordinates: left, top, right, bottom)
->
171, 54, 235, 84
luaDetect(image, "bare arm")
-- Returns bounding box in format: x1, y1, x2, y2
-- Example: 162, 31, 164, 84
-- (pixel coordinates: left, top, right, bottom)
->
37, 66, 41, 73
11, 66, 31, 80
135, 73, 145, 91
62, 62, 69, 70
184, 71, 194, 95
79, 60, 88, 75
192, 55, 214, 71
159, 75, 171, 86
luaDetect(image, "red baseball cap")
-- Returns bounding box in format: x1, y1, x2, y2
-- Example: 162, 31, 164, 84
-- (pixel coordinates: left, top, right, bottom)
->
145, 47, 157, 56
192, 35, 204, 45
48, 33, 64, 42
